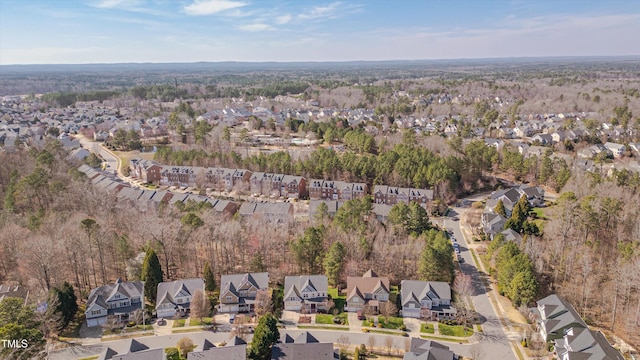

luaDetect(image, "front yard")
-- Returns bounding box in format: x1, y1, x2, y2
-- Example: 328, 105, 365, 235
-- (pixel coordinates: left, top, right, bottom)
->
362, 316, 405, 330
420, 323, 435, 334
172, 319, 186, 328
438, 323, 474, 337
316, 313, 349, 325
328, 287, 346, 313
189, 317, 213, 326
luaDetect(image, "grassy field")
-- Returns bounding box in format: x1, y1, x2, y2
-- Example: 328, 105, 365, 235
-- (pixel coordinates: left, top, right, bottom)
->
438, 323, 474, 337
172, 319, 186, 328
316, 313, 349, 325
421, 323, 435, 334
363, 316, 404, 330
190, 317, 213, 326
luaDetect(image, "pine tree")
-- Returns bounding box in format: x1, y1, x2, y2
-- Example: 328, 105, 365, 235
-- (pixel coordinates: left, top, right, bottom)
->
203, 262, 216, 292
141, 248, 163, 305
494, 198, 507, 218
323, 241, 346, 287
249, 313, 279, 360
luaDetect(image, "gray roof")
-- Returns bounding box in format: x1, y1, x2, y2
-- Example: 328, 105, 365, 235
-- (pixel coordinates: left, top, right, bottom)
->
220, 272, 269, 299
537, 295, 587, 338
400, 280, 452, 307
156, 278, 204, 310
187, 344, 247, 360
273, 332, 336, 360
554, 327, 624, 360
403, 338, 455, 360
283, 275, 328, 302
111, 347, 164, 360
86, 280, 144, 314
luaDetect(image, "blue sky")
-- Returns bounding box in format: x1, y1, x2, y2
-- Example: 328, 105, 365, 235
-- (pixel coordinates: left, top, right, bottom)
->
1, 0, 639, 65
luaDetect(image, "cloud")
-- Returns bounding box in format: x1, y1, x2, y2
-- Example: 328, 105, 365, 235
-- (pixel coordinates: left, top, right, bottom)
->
275, 14, 292, 25
298, 1, 341, 20
183, 0, 248, 15
91, 0, 169, 16
237, 23, 274, 32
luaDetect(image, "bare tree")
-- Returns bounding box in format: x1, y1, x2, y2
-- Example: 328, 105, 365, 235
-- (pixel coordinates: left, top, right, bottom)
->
336, 335, 350, 357
253, 289, 273, 317
380, 300, 398, 318
367, 335, 376, 354
190, 289, 209, 321
176, 337, 195, 359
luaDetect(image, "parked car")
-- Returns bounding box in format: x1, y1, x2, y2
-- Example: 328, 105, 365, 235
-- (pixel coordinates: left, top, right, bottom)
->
229, 314, 235, 324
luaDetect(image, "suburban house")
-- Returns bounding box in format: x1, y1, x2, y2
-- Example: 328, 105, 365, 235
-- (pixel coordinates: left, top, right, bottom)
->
553, 327, 624, 360
536, 294, 587, 341
515, 185, 545, 207
98, 339, 155, 360
283, 275, 329, 313
85, 279, 144, 327
218, 272, 269, 313
345, 269, 390, 313
187, 336, 247, 360
272, 331, 338, 360
400, 280, 455, 320
481, 212, 507, 236
403, 338, 456, 360
155, 278, 205, 318
603, 142, 626, 157
129, 158, 162, 184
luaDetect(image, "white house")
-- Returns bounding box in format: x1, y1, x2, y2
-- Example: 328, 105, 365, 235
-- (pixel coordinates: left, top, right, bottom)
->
156, 278, 205, 318
85, 279, 144, 327
604, 142, 626, 158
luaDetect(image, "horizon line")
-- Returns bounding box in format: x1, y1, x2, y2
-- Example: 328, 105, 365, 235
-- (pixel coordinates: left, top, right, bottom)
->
2, 55, 640, 67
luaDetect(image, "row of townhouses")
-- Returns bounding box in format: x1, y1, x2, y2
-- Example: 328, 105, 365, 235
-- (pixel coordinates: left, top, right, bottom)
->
535, 294, 624, 359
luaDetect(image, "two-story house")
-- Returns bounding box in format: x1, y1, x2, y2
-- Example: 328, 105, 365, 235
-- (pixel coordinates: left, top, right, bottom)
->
345, 270, 389, 314
272, 332, 338, 360
85, 279, 144, 327
553, 327, 624, 360
404, 338, 456, 360
284, 275, 329, 313
400, 280, 455, 320
536, 294, 586, 342
218, 272, 269, 314
156, 278, 205, 318
187, 336, 247, 360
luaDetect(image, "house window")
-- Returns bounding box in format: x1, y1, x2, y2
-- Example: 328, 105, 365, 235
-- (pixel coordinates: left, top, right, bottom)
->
91, 310, 102, 315
226, 296, 232, 302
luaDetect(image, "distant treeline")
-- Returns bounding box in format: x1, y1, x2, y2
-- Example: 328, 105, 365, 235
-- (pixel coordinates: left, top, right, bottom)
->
41, 90, 121, 107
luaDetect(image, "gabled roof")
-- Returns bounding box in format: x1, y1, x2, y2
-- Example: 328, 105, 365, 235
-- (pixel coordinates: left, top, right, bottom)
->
400, 280, 452, 307
219, 273, 269, 299
273, 332, 336, 360
283, 275, 328, 301
346, 270, 390, 301
155, 278, 204, 309
404, 338, 455, 360
86, 280, 144, 316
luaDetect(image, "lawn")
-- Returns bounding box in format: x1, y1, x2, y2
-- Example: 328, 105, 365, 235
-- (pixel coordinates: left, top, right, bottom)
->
190, 317, 213, 326
438, 323, 474, 337
362, 316, 405, 330
420, 323, 435, 334
124, 325, 153, 332
328, 287, 346, 313
316, 313, 348, 325
172, 319, 186, 328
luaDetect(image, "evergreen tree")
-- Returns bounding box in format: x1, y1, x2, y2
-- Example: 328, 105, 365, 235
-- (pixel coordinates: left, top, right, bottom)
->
141, 248, 163, 305
494, 199, 507, 218
249, 313, 279, 360
323, 242, 346, 287
203, 262, 216, 292
290, 225, 325, 274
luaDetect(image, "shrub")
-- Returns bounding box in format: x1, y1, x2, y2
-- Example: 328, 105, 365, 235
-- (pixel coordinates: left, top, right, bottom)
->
362, 328, 369, 333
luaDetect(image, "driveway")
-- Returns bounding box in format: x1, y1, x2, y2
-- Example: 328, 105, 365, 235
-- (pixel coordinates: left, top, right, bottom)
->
347, 312, 362, 332
403, 317, 422, 335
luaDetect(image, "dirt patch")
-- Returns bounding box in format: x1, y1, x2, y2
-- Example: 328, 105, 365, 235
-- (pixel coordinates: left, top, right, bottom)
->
496, 293, 528, 325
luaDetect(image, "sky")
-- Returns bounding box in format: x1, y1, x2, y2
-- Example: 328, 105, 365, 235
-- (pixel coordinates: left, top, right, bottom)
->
1, 0, 639, 65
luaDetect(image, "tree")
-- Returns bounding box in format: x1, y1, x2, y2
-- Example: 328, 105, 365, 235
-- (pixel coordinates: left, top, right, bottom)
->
380, 300, 398, 317
80, 218, 100, 287
141, 248, 163, 305
323, 241, 346, 287
254, 289, 273, 317
494, 199, 507, 218
203, 262, 216, 292
290, 225, 325, 274
45, 282, 78, 332
190, 289, 209, 321
165, 347, 180, 360
314, 201, 329, 222
176, 337, 195, 359
249, 313, 279, 360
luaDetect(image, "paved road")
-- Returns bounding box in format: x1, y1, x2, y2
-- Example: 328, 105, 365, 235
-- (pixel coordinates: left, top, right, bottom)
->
78, 137, 119, 175
444, 207, 519, 360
